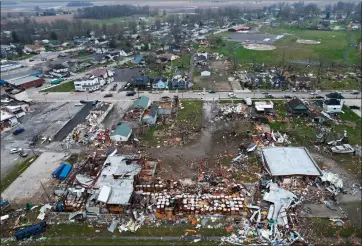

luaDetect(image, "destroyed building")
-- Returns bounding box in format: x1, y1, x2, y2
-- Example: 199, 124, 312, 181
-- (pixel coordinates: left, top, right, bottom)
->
261, 147, 322, 183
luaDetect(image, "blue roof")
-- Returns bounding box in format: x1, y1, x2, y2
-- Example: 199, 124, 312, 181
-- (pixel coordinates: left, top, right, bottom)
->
134, 55, 143, 63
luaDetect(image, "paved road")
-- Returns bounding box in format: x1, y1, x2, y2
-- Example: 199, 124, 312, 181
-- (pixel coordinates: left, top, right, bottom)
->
29, 90, 362, 102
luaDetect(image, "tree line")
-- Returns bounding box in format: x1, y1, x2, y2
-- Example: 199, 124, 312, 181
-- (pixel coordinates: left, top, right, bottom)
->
74, 4, 150, 19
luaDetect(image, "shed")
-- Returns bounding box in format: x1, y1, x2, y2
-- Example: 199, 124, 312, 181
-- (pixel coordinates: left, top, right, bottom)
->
110, 124, 132, 142
261, 147, 322, 177
132, 96, 150, 109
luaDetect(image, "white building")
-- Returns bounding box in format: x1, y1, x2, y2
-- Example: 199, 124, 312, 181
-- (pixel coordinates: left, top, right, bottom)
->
0, 110, 19, 128
201, 70, 211, 76
255, 101, 274, 112
74, 68, 114, 92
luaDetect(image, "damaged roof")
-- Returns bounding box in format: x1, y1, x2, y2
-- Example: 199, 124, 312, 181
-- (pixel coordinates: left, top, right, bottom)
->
261, 147, 322, 176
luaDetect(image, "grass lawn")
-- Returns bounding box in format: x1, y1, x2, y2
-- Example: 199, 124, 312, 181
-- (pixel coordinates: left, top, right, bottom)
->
216, 27, 360, 67
171, 54, 191, 70
309, 218, 362, 238
1, 156, 38, 193
177, 100, 203, 132
319, 78, 361, 90
42, 81, 75, 92
8, 54, 34, 61
219, 99, 244, 104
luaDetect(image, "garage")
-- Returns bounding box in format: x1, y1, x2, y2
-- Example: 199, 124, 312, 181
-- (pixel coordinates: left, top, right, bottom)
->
7, 76, 45, 89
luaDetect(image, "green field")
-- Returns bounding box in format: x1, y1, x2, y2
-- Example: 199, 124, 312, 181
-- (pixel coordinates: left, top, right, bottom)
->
213, 28, 360, 67
42, 81, 75, 92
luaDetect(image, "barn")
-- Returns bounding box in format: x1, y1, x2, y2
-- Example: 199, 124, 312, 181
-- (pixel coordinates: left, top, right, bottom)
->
7, 76, 45, 89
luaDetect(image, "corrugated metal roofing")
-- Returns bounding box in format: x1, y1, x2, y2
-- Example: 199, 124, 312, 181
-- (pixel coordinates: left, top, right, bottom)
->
132, 96, 150, 109
110, 124, 131, 137
97, 186, 111, 203
261, 147, 322, 176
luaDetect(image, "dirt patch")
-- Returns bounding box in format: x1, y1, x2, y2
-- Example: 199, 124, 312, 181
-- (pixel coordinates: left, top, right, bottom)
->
243, 44, 276, 51
296, 39, 321, 44
193, 74, 232, 91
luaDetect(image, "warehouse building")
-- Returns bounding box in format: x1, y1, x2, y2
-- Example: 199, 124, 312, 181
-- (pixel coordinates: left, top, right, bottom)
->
6, 76, 45, 89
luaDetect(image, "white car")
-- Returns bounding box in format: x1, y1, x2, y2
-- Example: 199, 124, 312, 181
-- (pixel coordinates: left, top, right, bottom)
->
310, 92, 318, 95
10, 148, 22, 154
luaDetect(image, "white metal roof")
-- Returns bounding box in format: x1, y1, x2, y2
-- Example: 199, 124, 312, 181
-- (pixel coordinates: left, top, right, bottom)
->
97, 185, 111, 203
261, 147, 322, 176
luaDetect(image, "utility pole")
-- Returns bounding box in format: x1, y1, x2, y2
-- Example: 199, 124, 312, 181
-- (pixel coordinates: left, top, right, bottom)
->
40, 181, 52, 203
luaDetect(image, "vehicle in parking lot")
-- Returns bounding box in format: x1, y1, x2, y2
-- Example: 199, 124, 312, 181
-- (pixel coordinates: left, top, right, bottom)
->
19, 151, 28, 157
104, 93, 113, 98
13, 128, 25, 135
10, 148, 22, 154
351, 90, 360, 95
126, 91, 136, 96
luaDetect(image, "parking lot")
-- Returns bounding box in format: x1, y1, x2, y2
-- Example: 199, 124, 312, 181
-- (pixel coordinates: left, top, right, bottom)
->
0, 102, 84, 177
227, 33, 283, 44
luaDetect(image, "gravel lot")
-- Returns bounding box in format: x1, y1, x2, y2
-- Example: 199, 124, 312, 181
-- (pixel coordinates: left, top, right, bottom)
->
1, 152, 67, 203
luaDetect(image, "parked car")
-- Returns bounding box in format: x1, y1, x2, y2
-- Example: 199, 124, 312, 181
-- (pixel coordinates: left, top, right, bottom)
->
283, 95, 292, 99
351, 90, 360, 95
10, 148, 22, 154
228, 92, 237, 98
13, 128, 25, 135
314, 95, 324, 99
80, 100, 87, 104
265, 94, 274, 98
104, 94, 113, 98
209, 90, 216, 93
262, 92, 269, 95
19, 151, 28, 158
126, 91, 136, 96
310, 92, 318, 95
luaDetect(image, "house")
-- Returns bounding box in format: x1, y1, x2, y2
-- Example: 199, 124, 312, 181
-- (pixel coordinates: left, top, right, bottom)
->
172, 72, 188, 89
287, 98, 309, 116
50, 64, 69, 77
168, 44, 180, 52
200, 67, 211, 76
92, 54, 107, 64
1, 44, 17, 57
24, 44, 45, 54
152, 77, 168, 89
154, 101, 172, 115
159, 53, 179, 61
0, 109, 19, 130
194, 53, 208, 66
200, 40, 209, 46
74, 68, 114, 92
132, 96, 151, 110
261, 147, 322, 180
132, 76, 151, 88
323, 98, 343, 113
254, 101, 274, 112
142, 106, 158, 125
110, 124, 132, 142
134, 55, 144, 64
310, 112, 326, 123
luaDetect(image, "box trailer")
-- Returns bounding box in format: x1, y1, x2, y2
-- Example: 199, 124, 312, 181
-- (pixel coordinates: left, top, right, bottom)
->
15, 222, 47, 240
59, 164, 72, 180
52, 163, 66, 178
